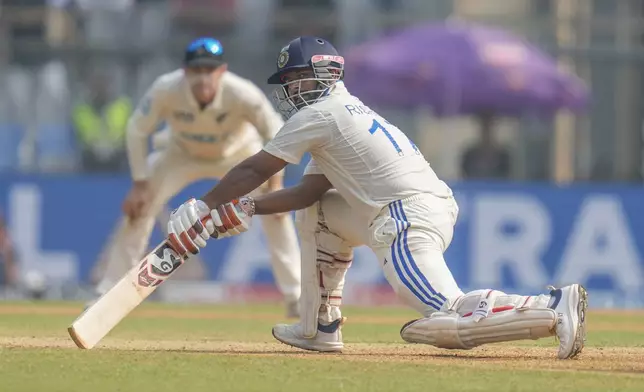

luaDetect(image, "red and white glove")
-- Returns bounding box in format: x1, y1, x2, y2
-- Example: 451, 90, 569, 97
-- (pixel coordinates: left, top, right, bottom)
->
167, 199, 213, 256
167, 197, 255, 256
209, 197, 255, 239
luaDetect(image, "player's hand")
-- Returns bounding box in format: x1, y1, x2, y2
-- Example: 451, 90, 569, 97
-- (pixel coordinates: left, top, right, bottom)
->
210, 197, 255, 239
122, 180, 152, 220
167, 199, 214, 256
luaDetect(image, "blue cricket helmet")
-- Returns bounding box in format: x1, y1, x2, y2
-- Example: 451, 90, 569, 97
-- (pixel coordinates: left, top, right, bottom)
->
184, 37, 225, 68
268, 36, 345, 118
267, 36, 344, 84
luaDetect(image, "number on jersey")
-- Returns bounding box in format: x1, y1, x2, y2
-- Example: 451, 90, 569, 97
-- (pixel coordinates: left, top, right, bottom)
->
368, 119, 419, 156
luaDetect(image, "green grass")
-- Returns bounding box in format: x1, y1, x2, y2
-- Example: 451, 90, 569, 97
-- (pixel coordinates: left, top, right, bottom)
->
0, 301, 643, 392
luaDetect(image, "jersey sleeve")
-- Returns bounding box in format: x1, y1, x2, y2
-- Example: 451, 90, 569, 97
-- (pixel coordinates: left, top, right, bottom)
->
303, 159, 323, 175
126, 76, 168, 180
262, 108, 332, 164
234, 79, 284, 143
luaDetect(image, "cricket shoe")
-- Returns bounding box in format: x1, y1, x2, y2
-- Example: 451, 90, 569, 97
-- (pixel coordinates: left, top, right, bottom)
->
549, 284, 588, 359
272, 318, 345, 352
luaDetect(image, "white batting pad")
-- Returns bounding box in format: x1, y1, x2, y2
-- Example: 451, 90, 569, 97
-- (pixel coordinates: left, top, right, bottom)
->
295, 201, 353, 338
400, 290, 557, 349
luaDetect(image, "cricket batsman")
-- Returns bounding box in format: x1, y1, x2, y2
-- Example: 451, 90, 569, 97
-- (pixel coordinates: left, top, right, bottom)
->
164, 36, 587, 359
94, 37, 302, 317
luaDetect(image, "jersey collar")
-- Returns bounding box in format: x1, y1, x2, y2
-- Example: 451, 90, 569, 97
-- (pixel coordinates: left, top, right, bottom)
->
319, 81, 348, 102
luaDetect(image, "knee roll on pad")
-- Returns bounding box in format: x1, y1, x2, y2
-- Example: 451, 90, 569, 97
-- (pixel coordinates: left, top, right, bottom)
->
400, 290, 557, 349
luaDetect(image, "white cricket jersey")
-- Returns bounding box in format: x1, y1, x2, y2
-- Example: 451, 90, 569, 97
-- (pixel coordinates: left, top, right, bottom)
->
263, 82, 453, 222
126, 69, 283, 180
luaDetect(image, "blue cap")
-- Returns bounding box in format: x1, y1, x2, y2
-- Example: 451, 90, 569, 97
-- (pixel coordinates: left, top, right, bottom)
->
184, 37, 225, 68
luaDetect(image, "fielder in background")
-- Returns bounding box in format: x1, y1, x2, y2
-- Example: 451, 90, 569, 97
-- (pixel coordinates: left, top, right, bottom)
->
166, 36, 587, 359
93, 37, 302, 317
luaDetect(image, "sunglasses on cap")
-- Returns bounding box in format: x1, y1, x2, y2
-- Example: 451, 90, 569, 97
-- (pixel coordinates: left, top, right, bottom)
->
184, 38, 225, 68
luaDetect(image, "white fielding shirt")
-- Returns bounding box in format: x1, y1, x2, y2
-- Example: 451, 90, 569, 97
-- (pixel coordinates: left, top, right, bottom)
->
126, 69, 283, 180
263, 82, 453, 222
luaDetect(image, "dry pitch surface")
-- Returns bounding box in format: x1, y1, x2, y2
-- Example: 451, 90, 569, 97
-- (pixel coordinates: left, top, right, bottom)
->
1, 301, 643, 392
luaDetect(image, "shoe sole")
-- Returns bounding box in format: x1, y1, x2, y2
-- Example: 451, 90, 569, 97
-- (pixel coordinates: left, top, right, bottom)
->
561, 284, 588, 359
271, 328, 343, 353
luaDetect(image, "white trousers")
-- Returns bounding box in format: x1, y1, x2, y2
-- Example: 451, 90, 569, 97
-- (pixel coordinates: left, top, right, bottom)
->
315, 191, 464, 317
94, 142, 301, 302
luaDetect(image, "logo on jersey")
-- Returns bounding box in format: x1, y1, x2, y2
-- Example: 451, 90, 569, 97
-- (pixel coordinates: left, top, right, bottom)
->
277, 50, 290, 69
179, 132, 217, 143
173, 111, 194, 122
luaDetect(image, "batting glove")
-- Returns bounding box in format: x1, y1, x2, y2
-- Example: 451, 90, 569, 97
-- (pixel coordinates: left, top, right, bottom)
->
210, 197, 255, 239
167, 199, 214, 256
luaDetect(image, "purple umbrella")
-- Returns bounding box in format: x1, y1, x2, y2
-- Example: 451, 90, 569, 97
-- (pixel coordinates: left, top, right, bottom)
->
343, 21, 590, 117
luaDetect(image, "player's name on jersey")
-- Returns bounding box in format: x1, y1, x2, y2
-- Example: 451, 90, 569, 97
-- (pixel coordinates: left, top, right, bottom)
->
344, 104, 374, 116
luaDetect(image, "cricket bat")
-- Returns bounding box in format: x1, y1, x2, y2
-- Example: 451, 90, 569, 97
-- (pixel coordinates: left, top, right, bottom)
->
68, 227, 206, 349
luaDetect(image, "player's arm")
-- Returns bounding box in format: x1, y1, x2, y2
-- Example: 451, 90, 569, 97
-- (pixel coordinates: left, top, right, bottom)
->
201, 108, 331, 209
122, 79, 168, 219
201, 150, 288, 208
126, 79, 167, 182
167, 109, 332, 253
253, 174, 332, 215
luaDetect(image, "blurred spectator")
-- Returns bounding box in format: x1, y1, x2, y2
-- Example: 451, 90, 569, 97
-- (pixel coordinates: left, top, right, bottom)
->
3, 0, 48, 66
460, 113, 511, 179
45, 0, 80, 47
0, 212, 18, 289
72, 71, 132, 172
75, 0, 134, 47
36, 60, 76, 172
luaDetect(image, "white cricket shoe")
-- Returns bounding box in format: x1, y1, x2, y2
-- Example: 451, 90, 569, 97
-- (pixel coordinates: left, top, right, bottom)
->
272, 318, 345, 352
549, 284, 588, 359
